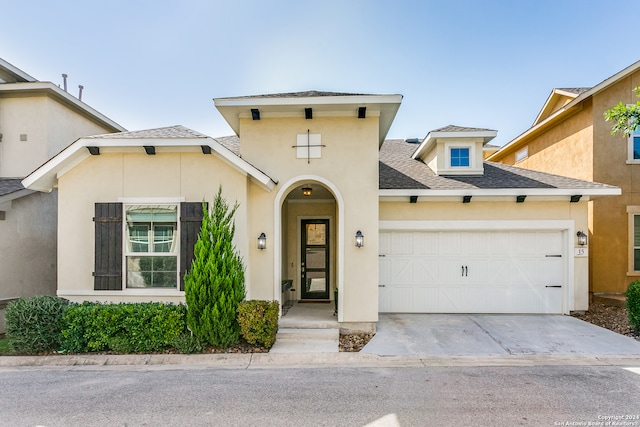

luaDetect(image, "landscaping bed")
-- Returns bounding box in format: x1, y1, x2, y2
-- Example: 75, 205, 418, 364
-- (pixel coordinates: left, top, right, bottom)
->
571, 303, 640, 341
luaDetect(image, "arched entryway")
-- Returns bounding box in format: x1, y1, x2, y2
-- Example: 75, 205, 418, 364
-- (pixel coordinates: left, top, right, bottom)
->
273, 176, 345, 321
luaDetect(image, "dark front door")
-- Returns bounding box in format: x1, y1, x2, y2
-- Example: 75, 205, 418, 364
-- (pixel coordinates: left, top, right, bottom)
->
301, 219, 330, 299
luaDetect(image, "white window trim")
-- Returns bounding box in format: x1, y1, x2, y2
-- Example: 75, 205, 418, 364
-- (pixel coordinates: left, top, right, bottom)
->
446, 144, 472, 169
626, 206, 640, 275
624, 111, 640, 163
119, 197, 185, 290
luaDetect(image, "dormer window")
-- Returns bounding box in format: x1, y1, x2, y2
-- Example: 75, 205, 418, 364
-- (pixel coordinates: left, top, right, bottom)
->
450, 147, 470, 167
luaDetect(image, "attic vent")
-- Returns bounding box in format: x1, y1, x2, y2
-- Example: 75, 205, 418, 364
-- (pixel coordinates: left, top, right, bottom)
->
405, 138, 420, 144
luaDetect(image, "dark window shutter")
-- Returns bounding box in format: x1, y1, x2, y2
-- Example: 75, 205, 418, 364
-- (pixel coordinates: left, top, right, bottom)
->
180, 202, 206, 291
93, 202, 123, 290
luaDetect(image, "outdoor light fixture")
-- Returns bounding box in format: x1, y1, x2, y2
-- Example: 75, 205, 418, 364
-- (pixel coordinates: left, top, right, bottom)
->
251, 109, 260, 120
358, 107, 366, 119
305, 108, 313, 119
257, 233, 267, 250
302, 187, 312, 196
577, 231, 587, 246
355, 230, 364, 248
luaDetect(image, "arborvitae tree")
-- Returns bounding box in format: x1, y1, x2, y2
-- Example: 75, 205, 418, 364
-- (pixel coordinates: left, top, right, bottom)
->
184, 187, 246, 348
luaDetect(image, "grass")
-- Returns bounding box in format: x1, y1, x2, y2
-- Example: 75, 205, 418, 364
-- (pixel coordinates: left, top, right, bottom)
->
0, 336, 12, 355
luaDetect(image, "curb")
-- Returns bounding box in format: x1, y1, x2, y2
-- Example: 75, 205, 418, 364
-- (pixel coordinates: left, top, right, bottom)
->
1, 353, 640, 369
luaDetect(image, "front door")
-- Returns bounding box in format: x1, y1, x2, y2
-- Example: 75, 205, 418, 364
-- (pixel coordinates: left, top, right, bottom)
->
301, 219, 330, 299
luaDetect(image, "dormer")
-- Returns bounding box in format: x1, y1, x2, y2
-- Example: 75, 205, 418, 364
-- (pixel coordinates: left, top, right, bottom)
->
411, 125, 497, 176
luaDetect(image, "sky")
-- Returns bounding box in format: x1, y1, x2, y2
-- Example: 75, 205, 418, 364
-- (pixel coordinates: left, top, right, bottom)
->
2, 0, 639, 147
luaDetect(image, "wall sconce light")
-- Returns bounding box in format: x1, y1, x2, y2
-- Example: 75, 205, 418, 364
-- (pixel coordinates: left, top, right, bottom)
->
576, 231, 587, 246
302, 187, 312, 196
258, 233, 267, 250
355, 230, 364, 248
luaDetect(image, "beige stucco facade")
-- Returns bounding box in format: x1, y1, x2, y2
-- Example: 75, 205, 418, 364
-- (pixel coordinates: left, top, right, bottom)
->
489, 64, 640, 295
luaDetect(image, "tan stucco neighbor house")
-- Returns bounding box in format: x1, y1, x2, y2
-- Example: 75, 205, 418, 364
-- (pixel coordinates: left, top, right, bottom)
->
487, 60, 640, 298
0, 58, 125, 332
23, 91, 620, 332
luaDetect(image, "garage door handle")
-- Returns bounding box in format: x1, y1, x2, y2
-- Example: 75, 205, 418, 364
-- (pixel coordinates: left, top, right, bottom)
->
545, 255, 562, 257
378, 285, 385, 287
379, 254, 386, 257
546, 285, 562, 288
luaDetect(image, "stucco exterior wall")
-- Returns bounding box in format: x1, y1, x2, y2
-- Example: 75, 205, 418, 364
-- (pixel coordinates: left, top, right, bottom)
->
591, 70, 640, 293
380, 199, 590, 310
240, 116, 380, 323
56, 152, 248, 303
0, 191, 57, 332
0, 93, 115, 178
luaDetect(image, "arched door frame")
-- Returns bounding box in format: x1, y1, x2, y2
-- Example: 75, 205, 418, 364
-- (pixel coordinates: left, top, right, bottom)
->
273, 175, 345, 322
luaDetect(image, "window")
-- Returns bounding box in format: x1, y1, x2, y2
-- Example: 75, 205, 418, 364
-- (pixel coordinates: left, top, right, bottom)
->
634, 214, 640, 271
94, 202, 204, 291
125, 205, 178, 288
515, 146, 529, 163
450, 147, 470, 167
631, 130, 640, 161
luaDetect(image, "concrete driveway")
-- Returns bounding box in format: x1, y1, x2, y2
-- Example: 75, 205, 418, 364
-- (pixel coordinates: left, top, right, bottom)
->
361, 314, 640, 357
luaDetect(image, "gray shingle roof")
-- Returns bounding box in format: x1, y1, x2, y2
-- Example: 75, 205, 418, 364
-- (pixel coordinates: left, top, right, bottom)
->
216, 90, 374, 100
0, 178, 25, 197
431, 125, 497, 133
557, 87, 590, 95
214, 135, 240, 156
379, 139, 616, 191
86, 125, 209, 139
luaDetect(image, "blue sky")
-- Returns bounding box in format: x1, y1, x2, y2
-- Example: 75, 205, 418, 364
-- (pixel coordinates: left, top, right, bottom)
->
2, 1, 639, 146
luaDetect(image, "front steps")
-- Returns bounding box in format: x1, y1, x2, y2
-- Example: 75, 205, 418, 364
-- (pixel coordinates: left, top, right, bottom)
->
269, 328, 340, 353
270, 301, 339, 353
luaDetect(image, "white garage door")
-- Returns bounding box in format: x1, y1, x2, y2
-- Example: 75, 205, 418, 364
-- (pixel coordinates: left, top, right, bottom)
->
379, 230, 565, 314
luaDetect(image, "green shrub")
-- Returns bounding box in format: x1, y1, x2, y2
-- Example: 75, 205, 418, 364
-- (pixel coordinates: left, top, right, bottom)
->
237, 300, 279, 348
184, 188, 246, 349
172, 333, 203, 354
5, 295, 69, 354
627, 281, 640, 330
61, 302, 186, 353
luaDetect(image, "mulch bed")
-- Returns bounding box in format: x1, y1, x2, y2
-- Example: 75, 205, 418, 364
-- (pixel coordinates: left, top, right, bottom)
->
571, 303, 640, 341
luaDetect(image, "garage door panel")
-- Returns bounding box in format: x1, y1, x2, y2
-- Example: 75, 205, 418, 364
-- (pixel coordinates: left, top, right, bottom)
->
379, 229, 566, 314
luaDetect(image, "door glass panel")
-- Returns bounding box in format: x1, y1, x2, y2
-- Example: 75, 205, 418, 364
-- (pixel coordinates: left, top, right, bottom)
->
306, 224, 326, 245
305, 271, 326, 293
306, 248, 326, 268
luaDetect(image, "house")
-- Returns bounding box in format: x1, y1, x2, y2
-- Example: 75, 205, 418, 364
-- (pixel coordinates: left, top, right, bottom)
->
487, 60, 640, 298
22, 91, 619, 333
0, 58, 125, 332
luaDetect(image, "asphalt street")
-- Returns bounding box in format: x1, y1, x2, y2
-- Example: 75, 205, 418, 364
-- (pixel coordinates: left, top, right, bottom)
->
1, 365, 639, 426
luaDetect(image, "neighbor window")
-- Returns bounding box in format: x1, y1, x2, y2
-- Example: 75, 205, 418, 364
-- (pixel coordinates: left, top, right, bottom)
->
125, 205, 178, 288
450, 147, 470, 167
515, 146, 529, 163
634, 214, 640, 271
631, 130, 640, 161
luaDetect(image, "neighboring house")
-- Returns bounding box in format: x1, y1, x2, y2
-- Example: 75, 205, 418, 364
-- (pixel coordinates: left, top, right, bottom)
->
23, 92, 619, 333
487, 60, 640, 298
0, 58, 125, 332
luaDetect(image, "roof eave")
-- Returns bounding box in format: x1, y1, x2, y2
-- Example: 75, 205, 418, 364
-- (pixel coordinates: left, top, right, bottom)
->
0, 82, 126, 132
379, 187, 621, 200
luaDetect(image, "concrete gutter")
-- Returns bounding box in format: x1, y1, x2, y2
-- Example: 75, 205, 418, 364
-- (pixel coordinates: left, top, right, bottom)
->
1, 353, 640, 370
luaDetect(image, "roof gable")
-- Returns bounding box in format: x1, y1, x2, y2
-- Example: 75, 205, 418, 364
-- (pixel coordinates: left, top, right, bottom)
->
22, 126, 276, 193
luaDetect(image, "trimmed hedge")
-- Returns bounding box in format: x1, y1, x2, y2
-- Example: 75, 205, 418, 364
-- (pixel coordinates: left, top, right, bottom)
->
61, 302, 186, 353
5, 295, 69, 354
628, 281, 640, 330
237, 300, 279, 348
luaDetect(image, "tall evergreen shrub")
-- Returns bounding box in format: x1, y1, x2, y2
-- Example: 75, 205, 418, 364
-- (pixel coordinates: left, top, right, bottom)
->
184, 187, 246, 348
627, 281, 640, 330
